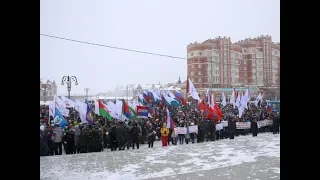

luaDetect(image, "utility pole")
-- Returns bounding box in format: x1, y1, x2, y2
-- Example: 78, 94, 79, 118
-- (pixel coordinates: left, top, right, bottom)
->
127, 85, 129, 101
84, 88, 90, 101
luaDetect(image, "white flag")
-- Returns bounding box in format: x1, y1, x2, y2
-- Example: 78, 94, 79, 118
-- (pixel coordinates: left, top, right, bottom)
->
235, 93, 241, 108
238, 92, 245, 118
49, 101, 55, 117
255, 93, 262, 106
60, 96, 75, 108
187, 78, 200, 101
94, 100, 99, 115
222, 92, 227, 107
210, 93, 214, 109
243, 89, 249, 110
115, 100, 128, 121
54, 96, 69, 117
74, 100, 87, 123
229, 90, 236, 108
107, 101, 120, 119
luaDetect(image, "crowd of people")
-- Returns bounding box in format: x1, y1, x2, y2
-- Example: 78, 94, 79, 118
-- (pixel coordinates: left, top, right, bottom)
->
40, 101, 280, 157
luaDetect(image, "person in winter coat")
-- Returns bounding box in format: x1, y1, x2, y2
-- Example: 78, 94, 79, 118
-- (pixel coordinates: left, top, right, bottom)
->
65, 126, 75, 154
116, 122, 127, 150
251, 115, 258, 137
178, 122, 185, 144
53, 125, 63, 155
109, 124, 118, 151
74, 125, 81, 154
160, 123, 169, 147
87, 126, 94, 152
272, 112, 280, 134
228, 115, 235, 140
200, 120, 209, 142
79, 125, 90, 153
103, 124, 109, 148
185, 124, 190, 144
189, 122, 195, 143
40, 126, 49, 156
147, 123, 156, 148
171, 130, 178, 145
211, 120, 216, 141
130, 123, 141, 149
126, 122, 133, 150
46, 125, 55, 156
91, 127, 102, 152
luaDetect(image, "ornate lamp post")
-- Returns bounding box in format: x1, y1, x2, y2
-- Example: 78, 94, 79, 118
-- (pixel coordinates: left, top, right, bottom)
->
61, 76, 78, 99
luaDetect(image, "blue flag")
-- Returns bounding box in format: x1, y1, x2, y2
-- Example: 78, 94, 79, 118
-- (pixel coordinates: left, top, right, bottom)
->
53, 108, 68, 128
86, 103, 94, 125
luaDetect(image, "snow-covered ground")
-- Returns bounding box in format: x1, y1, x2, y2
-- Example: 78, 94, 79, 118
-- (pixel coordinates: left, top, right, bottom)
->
40, 133, 280, 180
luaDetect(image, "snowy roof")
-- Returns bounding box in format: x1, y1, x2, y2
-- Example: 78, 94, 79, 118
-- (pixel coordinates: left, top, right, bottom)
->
40, 79, 54, 85
87, 96, 134, 100
160, 86, 181, 91
132, 84, 163, 90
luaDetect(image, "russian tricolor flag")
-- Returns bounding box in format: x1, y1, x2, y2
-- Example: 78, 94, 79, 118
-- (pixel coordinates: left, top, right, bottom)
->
166, 107, 174, 130
174, 90, 187, 105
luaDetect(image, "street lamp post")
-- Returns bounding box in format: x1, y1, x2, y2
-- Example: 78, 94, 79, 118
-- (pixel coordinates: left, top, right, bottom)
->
61, 76, 78, 99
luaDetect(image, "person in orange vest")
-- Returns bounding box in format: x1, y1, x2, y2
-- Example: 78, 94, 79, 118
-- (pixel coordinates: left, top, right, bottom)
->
160, 123, 169, 147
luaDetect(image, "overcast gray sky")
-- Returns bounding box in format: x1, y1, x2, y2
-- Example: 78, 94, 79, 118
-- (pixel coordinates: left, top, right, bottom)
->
40, 0, 280, 96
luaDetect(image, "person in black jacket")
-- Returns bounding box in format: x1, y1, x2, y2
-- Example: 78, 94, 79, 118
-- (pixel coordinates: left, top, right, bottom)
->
228, 115, 235, 139
116, 121, 127, 151
46, 125, 55, 156
40, 127, 49, 156
147, 123, 156, 148
130, 123, 141, 149
109, 124, 118, 151
212, 120, 216, 141
251, 115, 258, 137
272, 112, 280, 134
65, 126, 75, 154
79, 126, 89, 153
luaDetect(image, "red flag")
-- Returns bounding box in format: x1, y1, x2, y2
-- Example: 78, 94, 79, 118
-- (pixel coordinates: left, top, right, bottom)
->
213, 101, 223, 118
122, 100, 130, 115
198, 100, 207, 111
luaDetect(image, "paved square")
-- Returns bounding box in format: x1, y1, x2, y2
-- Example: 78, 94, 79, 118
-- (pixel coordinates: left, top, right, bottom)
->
40, 133, 280, 180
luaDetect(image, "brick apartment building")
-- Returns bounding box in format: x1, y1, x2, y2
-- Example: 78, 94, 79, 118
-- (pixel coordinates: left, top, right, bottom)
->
187, 35, 280, 97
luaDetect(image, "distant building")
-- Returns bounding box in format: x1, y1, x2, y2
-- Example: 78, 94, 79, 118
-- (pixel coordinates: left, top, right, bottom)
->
40, 79, 57, 101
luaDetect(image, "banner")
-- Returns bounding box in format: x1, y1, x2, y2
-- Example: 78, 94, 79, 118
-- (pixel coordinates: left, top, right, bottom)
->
236, 122, 251, 129
174, 125, 198, 135
221, 121, 228, 127
189, 125, 198, 134
174, 127, 186, 135
136, 106, 149, 117
220, 120, 273, 129
216, 123, 223, 131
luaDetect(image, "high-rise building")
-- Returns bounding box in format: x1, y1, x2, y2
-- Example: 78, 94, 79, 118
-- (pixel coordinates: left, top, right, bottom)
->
187, 35, 280, 94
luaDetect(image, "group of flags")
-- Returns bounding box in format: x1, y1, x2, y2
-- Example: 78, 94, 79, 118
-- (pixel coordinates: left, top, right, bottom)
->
229, 88, 264, 118
136, 88, 187, 118
49, 96, 93, 128
48, 76, 266, 128
138, 89, 186, 107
